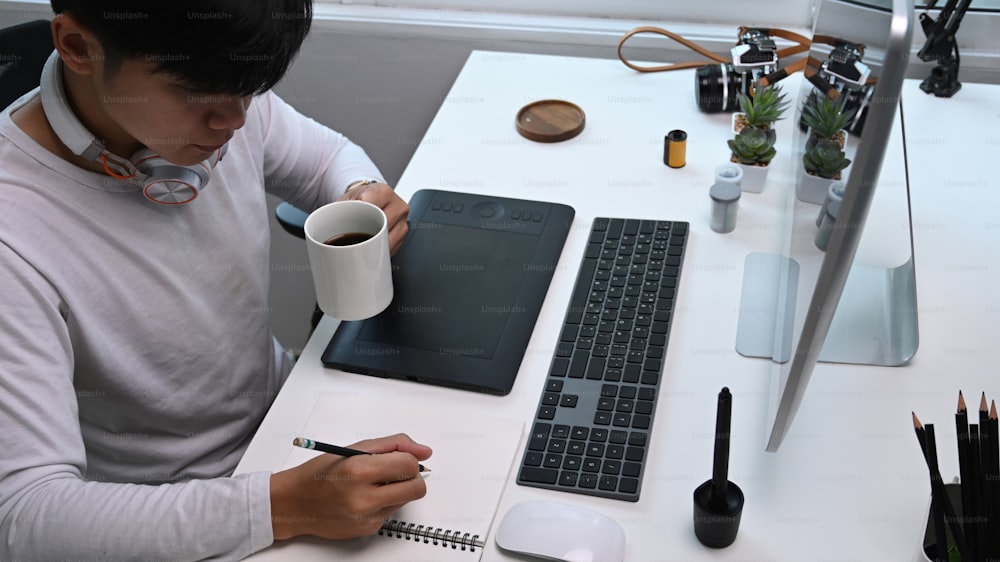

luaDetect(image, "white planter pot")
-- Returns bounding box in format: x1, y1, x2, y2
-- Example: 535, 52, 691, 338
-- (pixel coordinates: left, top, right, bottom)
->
806, 128, 849, 151
736, 161, 769, 193
797, 166, 837, 204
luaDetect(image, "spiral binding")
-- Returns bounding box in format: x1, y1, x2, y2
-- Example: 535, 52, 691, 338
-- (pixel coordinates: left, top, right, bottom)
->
379, 519, 485, 552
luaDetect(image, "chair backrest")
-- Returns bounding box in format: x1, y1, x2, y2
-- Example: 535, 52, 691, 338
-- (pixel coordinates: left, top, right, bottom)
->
0, 19, 54, 110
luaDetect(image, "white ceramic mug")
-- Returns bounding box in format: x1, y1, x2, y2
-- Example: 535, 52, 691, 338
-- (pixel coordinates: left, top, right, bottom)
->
304, 200, 393, 321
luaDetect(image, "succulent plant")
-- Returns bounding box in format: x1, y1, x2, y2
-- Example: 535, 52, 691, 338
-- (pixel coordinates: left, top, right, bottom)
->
803, 143, 851, 179
728, 127, 777, 166
802, 94, 857, 140
737, 84, 790, 129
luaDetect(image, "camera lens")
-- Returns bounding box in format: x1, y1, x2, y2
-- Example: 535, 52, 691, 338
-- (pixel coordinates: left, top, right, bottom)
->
695, 64, 741, 113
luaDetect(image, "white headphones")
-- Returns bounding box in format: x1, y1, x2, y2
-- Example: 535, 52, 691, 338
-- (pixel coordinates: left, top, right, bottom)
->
38, 51, 227, 205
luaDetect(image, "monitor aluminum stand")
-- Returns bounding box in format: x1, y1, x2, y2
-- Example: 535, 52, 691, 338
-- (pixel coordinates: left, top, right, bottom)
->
735, 0, 917, 451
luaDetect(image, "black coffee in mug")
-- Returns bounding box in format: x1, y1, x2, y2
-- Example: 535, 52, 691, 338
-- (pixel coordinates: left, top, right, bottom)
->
323, 232, 374, 246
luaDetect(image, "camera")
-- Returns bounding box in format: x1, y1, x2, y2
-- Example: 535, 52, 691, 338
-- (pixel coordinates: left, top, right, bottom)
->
695, 28, 779, 113
800, 40, 874, 135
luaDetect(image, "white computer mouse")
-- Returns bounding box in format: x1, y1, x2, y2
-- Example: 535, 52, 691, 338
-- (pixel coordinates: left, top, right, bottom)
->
495, 500, 626, 562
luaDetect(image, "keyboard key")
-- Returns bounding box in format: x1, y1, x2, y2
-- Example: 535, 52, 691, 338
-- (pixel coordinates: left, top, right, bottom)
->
585, 358, 606, 380
619, 478, 639, 494
528, 424, 550, 451
550, 358, 569, 377
625, 447, 645, 462
559, 471, 579, 486
520, 467, 558, 484
544, 454, 562, 468
599, 476, 619, 491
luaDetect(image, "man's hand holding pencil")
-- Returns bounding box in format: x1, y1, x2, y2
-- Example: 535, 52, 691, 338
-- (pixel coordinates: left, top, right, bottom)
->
268, 433, 432, 541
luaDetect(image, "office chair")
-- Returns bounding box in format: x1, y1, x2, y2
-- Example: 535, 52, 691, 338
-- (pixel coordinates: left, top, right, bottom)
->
0, 20, 54, 110
273, 202, 324, 332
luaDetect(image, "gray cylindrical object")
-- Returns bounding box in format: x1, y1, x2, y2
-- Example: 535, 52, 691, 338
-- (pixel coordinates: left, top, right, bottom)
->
709, 181, 741, 234
714, 163, 743, 188
815, 182, 846, 251
816, 180, 846, 227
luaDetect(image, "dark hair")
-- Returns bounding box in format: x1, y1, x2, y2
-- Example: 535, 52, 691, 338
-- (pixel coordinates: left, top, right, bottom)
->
50, 0, 312, 96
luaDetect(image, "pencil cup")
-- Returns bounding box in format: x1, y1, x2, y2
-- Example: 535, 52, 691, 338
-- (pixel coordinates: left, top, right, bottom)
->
915, 482, 962, 562
304, 200, 394, 321
693, 479, 744, 548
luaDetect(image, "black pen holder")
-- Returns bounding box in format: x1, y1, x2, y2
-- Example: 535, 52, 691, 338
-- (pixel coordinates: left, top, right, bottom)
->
693, 479, 744, 548
918, 482, 963, 562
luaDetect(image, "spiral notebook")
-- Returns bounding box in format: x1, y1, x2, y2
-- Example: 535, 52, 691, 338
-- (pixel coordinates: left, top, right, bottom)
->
255, 395, 524, 561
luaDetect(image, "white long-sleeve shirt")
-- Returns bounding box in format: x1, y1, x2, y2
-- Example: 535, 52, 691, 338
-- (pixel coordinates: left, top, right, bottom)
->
0, 90, 384, 561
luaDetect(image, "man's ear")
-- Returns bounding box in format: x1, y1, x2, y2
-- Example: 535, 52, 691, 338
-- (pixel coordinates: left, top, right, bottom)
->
50, 13, 106, 76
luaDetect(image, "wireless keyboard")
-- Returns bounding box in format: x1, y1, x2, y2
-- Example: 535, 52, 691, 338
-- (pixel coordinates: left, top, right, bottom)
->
516, 217, 688, 502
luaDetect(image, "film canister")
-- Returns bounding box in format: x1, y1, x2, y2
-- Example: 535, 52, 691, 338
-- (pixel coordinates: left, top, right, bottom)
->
664, 129, 688, 168
709, 181, 741, 234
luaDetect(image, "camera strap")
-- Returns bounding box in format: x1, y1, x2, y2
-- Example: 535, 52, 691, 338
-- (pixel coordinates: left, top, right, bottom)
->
616, 25, 812, 77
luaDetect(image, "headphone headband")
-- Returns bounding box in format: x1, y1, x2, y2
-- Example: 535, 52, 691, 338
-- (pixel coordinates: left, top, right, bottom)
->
38, 50, 226, 205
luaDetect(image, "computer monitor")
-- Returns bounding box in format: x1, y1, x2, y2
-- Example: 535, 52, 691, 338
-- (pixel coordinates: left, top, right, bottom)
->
734, 0, 917, 451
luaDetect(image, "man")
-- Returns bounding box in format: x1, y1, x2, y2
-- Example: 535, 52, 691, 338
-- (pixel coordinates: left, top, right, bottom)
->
0, 1, 431, 559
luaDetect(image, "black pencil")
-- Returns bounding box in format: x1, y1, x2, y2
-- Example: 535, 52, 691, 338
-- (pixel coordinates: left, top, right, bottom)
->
924, 422, 949, 562
956, 392, 978, 562
969, 424, 987, 561
913, 414, 972, 562
710, 387, 733, 512
989, 401, 1000, 560
293, 437, 430, 472
979, 394, 994, 560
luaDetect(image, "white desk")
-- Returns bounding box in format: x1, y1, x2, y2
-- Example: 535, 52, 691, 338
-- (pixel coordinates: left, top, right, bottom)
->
236, 51, 1000, 560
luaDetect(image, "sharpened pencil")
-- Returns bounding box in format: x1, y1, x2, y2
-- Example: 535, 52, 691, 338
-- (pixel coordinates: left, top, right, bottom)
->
980, 394, 995, 561
913, 413, 972, 562
990, 401, 1000, 560
292, 437, 430, 472
955, 392, 978, 562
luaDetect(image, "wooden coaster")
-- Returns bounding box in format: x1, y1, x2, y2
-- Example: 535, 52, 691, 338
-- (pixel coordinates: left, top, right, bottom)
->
515, 99, 586, 143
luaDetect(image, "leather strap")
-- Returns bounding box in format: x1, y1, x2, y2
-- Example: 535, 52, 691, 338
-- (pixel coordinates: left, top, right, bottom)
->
617, 25, 812, 74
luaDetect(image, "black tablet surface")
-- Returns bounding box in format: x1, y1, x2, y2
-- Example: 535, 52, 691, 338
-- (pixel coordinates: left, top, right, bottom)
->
321, 189, 575, 395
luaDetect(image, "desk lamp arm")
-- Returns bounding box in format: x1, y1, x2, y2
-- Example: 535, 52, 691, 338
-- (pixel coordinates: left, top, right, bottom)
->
916, 0, 971, 97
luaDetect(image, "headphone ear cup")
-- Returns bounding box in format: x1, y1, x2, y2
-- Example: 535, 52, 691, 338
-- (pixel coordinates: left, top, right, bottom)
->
132, 148, 213, 205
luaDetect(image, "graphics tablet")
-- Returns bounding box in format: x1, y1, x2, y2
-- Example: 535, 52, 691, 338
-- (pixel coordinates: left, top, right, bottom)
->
321, 189, 575, 395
